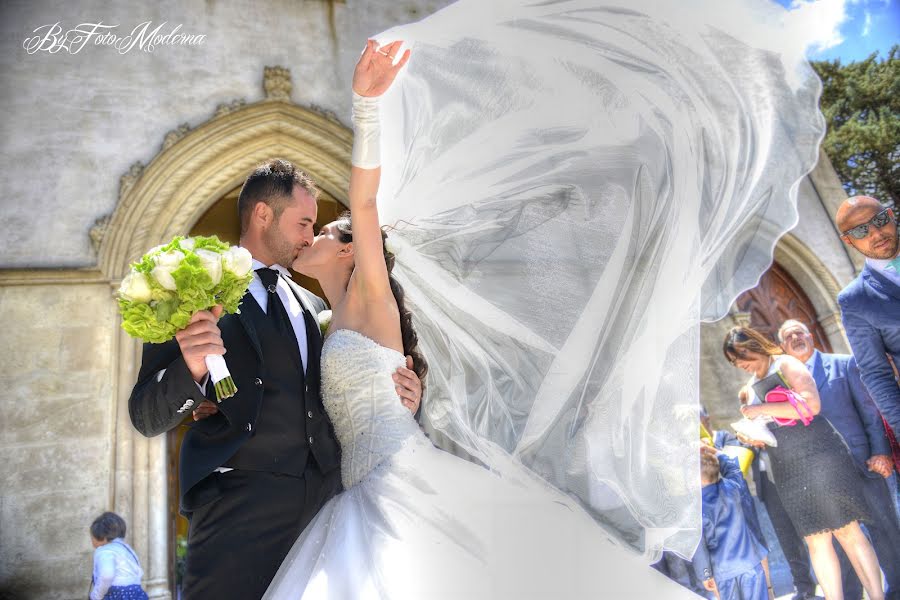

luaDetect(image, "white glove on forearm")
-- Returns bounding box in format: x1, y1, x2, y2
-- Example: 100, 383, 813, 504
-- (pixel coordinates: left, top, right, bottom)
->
351, 92, 380, 169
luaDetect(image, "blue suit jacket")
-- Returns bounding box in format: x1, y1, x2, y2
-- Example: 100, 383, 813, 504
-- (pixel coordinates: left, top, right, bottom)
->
805, 350, 891, 474
693, 455, 767, 583
838, 263, 900, 434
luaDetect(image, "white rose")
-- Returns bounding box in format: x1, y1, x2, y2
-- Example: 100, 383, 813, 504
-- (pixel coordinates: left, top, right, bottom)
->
151, 266, 177, 290
151, 250, 184, 291
317, 310, 332, 334
179, 237, 196, 252
222, 246, 253, 277
195, 249, 223, 285
118, 272, 152, 303
154, 250, 184, 269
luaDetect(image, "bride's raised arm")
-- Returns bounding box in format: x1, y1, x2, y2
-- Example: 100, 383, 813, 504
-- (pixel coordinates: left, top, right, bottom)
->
348, 40, 410, 297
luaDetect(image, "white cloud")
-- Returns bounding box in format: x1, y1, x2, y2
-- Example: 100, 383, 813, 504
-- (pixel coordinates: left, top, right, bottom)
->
862, 10, 872, 35
783, 0, 850, 54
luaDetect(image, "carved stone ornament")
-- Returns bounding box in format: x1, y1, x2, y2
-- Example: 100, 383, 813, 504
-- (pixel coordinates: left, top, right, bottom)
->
118, 161, 145, 201
263, 66, 292, 101
89, 214, 111, 253
309, 103, 342, 124
161, 123, 191, 151
214, 98, 247, 117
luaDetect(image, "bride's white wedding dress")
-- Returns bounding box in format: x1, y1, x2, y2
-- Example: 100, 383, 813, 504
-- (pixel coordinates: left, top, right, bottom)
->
263, 328, 697, 599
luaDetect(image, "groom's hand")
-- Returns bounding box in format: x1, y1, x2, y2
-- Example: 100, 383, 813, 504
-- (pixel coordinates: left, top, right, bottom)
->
192, 400, 219, 421
393, 356, 421, 415
176, 306, 225, 383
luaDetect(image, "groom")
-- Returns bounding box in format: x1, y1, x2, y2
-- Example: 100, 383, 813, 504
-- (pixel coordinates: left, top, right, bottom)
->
129, 159, 422, 599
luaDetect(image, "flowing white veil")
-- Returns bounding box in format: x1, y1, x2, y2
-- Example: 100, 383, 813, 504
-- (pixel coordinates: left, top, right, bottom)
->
372, 0, 824, 559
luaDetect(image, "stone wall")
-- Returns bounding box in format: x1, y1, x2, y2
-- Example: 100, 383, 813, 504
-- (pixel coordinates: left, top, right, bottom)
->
0, 277, 116, 598
0, 0, 452, 269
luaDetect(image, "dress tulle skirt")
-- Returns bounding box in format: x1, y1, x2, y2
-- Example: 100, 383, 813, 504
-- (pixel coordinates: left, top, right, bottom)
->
263, 435, 697, 600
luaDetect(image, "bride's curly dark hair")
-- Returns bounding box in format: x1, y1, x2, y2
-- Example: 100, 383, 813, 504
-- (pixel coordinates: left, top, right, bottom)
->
333, 211, 428, 392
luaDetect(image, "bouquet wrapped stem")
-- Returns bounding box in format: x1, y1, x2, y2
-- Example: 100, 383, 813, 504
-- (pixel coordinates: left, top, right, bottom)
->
117, 236, 254, 403
207, 355, 237, 402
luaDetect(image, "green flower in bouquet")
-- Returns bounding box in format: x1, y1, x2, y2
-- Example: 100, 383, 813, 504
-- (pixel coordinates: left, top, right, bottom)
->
117, 235, 253, 401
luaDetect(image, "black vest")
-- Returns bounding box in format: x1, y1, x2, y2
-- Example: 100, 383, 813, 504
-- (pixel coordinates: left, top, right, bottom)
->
225, 293, 325, 476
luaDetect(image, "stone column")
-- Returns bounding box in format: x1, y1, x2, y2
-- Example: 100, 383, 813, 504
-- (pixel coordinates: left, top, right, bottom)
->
112, 307, 172, 599
819, 311, 850, 354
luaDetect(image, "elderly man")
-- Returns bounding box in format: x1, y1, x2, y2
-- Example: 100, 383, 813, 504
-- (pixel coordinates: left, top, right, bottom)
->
835, 196, 900, 437
779, 319, 900, 600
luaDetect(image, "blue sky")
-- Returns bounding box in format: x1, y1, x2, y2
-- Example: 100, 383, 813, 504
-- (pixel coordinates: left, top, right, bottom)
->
775, 0, 899, 62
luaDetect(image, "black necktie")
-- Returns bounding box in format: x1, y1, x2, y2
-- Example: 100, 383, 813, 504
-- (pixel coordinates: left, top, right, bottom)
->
255, 267, 294, 337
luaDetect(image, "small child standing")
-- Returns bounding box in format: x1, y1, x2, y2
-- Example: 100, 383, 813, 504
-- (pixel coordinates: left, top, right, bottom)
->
89, 512, 148, 600
693, 446, 770, 600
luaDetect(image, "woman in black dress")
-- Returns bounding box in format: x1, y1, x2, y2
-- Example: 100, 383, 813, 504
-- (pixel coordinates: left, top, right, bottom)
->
723, 326, 884, 600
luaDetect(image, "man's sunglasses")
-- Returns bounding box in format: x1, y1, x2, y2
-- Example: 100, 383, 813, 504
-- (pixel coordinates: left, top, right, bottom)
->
841, 208, 895, 240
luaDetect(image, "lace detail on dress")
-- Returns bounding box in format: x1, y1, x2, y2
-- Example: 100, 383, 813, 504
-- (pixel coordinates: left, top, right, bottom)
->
320, 329, 424, 489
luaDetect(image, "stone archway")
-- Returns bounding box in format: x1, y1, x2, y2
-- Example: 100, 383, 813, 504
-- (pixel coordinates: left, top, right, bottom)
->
771, 233, 849, 353
722, 233, 849, 350
92, 66, 351, 598
733, 262, 833, 350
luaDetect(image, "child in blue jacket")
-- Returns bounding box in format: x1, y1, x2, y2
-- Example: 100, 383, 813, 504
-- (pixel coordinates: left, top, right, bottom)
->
694, 446, 770, 600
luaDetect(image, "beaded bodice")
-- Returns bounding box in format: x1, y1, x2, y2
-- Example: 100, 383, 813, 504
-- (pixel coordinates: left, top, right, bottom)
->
320, 329, 424, 488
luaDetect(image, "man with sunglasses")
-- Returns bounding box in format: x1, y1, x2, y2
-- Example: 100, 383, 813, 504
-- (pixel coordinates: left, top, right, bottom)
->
836, 196, 900, 444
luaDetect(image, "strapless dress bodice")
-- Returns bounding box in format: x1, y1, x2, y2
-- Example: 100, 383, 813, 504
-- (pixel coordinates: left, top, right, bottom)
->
320, 329, 424, 489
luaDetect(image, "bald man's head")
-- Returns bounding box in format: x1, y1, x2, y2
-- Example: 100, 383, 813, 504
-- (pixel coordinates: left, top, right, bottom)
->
836, 196, 884, 231
835, 196, 898, 260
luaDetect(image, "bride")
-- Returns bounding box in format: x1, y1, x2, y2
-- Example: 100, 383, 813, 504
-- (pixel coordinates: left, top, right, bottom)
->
263, 39, 698, 600
265, 0, 824, 594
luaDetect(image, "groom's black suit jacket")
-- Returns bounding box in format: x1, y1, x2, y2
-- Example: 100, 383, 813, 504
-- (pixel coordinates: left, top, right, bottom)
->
128, 278, 341, 512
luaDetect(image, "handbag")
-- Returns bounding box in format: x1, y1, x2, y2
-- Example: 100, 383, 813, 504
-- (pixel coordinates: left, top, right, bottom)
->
764, 380, 815, 427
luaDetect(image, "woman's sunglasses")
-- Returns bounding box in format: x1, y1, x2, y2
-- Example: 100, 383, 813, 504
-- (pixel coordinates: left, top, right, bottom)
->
841, 208, 894, 240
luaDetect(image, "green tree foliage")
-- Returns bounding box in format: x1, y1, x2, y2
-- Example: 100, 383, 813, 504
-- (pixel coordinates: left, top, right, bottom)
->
812, 46, 899, 206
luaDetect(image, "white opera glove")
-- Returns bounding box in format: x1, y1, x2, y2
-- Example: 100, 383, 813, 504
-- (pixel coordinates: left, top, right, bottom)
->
351, 91, 380, 169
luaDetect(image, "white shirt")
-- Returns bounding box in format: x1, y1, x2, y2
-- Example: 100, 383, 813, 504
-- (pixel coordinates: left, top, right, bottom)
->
866, 254, 900, 288
90, 539, 144, 599
250, 258, 309, 371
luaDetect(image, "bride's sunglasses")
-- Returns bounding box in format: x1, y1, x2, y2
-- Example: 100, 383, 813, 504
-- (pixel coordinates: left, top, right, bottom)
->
841, 208, 895, 240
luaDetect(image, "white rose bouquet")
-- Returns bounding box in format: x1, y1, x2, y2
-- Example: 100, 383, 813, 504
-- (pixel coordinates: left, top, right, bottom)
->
117, 235, 253, 401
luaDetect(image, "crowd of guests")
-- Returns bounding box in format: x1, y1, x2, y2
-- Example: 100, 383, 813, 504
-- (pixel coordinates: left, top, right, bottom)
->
656, 196, 900, 600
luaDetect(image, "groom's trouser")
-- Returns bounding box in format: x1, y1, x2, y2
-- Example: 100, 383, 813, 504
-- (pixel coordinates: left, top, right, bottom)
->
182, 463, 341, 600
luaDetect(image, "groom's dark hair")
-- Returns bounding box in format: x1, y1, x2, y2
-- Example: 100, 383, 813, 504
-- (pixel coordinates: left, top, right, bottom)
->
238, 159, 319, 235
